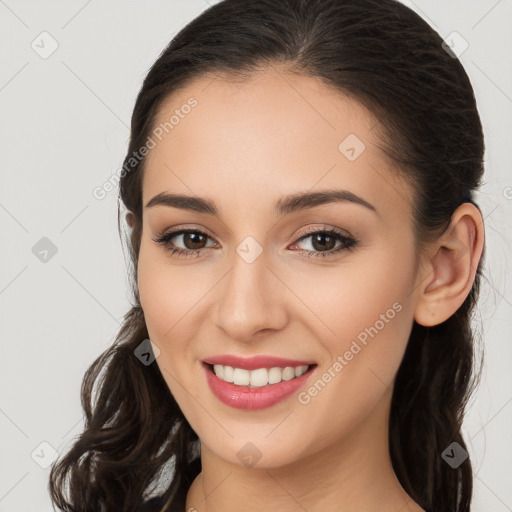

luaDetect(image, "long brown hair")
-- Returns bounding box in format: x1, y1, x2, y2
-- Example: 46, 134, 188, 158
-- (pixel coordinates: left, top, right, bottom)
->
49, 1, 486, 511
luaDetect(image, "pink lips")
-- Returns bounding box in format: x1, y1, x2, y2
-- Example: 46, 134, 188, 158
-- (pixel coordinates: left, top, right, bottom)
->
202, 354, 317, 410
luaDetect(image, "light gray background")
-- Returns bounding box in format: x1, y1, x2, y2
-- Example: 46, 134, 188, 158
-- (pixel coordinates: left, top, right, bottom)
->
1, 1, 511, 511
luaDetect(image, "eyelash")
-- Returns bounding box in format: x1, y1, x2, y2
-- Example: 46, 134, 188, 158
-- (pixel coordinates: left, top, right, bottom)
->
152, 226, 358, 260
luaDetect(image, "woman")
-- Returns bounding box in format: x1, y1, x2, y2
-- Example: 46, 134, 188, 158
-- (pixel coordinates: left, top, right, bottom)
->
48, 0, 486, 511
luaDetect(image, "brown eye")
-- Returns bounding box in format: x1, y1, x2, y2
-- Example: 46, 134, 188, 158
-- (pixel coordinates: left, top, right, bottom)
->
181, 232, 208, 250
311, 232, 337, 251
152, 229, 217, 257
291, 228, 357, 258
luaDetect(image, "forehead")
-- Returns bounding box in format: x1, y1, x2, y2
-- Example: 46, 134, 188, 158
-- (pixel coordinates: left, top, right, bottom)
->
141, 66, 411, 221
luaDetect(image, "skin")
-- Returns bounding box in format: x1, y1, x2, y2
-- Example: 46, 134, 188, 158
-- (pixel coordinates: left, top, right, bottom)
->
131, 64, 484, 512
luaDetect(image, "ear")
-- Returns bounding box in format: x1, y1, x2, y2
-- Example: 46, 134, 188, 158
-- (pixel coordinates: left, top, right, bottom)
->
126, 211, 136, 228
414, 203, 485, 327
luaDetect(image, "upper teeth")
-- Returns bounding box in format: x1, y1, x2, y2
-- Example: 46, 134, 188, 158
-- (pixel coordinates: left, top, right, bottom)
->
212, 364, 309, 387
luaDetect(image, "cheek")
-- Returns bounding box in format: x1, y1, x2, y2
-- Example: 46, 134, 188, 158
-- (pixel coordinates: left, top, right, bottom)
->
137, 244, 218, 386
137, 250, 174, 339
303, 246, 416, 394
137, 249, 202, 409
305, 250, 413, 342
137, 245, 204, 341
137, 252, 194, 386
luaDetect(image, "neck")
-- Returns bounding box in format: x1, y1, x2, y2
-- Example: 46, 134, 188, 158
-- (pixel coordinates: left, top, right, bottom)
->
185, 393, 423, 512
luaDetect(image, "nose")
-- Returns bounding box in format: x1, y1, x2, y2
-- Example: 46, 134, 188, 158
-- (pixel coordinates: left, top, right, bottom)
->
212, 248, 289, 343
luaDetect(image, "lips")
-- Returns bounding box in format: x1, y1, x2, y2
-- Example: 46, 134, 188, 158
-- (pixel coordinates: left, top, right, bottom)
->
201, 354, 318, 410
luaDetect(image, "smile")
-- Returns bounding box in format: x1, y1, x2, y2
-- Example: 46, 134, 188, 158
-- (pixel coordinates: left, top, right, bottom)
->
201, 357, 318, 410
211, 363, 310, 387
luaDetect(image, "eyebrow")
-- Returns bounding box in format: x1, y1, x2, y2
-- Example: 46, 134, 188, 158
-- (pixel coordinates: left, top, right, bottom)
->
145, 189, 378, 217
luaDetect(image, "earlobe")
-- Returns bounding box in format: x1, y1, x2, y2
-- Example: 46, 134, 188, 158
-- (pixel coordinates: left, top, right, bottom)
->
126, 212, 135, 228
414, 203, 484, 327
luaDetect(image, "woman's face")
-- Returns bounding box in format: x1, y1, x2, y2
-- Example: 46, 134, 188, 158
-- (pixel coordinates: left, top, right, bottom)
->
137, 66, 425, 467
